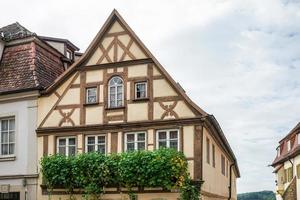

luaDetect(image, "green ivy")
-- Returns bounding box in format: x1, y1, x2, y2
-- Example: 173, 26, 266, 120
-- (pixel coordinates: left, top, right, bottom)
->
40, 149, 199, 200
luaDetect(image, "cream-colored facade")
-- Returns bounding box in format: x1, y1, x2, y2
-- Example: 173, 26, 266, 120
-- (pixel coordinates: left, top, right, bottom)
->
36, 10, 239, 200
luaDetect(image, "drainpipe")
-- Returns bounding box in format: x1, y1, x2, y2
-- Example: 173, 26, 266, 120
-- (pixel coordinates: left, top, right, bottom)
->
228, 163, 234, 200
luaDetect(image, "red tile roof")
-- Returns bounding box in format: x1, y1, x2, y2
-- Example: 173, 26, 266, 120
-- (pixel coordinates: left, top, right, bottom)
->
272, 123, 300, 166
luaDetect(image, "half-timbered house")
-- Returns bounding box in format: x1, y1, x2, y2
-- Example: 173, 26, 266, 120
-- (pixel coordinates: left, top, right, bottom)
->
36, 10, 240, 200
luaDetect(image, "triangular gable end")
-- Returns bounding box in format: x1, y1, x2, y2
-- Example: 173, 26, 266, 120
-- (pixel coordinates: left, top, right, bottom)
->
43, 9, 207, 116
85, 18, 148, 66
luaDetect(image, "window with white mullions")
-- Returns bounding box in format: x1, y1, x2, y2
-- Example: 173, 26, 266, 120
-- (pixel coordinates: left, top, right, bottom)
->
86, 87, 97, 104
125, 132, 146, 152
57, 137, 76, 156
156, 129, 179, 151
135, 82, 147, 99
108, 76, 124, 108
0, 118, 15, 156
86, 135, 106, 154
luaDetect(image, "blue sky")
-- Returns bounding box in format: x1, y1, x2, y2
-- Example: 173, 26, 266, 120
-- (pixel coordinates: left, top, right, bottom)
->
1, 0, 300, 193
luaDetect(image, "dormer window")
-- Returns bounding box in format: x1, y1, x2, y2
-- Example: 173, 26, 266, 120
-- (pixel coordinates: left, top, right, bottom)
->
277, 147, 281, 157
66, 50, 73, 60
287, 140, 291, 152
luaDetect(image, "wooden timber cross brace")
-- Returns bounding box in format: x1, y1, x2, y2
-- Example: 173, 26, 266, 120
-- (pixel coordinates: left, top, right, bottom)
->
97, 33, 136, 64
159, 101, 179, 119
58, 108, 75, 127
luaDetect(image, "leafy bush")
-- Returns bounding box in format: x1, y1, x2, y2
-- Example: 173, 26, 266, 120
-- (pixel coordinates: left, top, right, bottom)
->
40, 149, 199, 200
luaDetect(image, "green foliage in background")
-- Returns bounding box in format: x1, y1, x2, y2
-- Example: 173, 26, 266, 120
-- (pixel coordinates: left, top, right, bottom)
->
238, 190, 276, 200
40, 148, 199, 200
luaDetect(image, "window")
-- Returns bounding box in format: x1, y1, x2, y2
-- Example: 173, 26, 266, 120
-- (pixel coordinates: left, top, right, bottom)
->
57, 137, 76, 156
212, 144, 215, 167
221, 155, 225, 175
157, 129, 179, 151
298, 133, 300, 145
277, 146, 281, 157
286, 167, 293, 182
287, 140, 291, 152
125, 132, 146, 151
226, 160, 229, 177
206, 137, 210, 164
85, 135, 106, 154
135, 82, 147, 99
86, 87, 97, 104
108, 76, 123, 108
66, 50, 73, 60
0, 118, 15, 156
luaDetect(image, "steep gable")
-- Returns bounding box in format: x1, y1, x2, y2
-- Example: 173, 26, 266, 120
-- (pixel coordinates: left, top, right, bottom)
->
43, 10, 206, 118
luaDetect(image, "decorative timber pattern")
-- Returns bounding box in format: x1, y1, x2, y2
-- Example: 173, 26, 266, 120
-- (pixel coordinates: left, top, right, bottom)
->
87, 20, 147, 66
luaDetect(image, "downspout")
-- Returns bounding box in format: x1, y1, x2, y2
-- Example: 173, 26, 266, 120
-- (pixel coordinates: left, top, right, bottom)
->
228, 163, 234, 200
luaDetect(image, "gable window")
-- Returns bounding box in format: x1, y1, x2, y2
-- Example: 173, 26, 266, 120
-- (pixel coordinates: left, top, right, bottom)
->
57, 137, 76, 156
108, 76, 123, 108
125, 132, 146, 152
85, 135, 106, 154
221, 155, 225, 175
135, 82, 147, 99
157, 129, 179, 151
287, 140, 291, 152
206, 137, 210, 164
86, 87, 97, 104
0, 118, 15, 156
212, 144, 216, 168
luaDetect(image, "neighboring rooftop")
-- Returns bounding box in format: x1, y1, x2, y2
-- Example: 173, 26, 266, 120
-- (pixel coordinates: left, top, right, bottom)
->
39, 36, 79, 51
0, 22, 66, 95
272, 122, 300, 166
0, 22, 36, 41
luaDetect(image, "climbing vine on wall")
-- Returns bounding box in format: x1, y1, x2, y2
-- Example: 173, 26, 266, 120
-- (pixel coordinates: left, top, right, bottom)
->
41, 148, 200, 200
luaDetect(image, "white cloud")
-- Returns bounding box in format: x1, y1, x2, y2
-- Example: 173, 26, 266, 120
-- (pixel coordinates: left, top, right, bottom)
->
1, 0, 299, 193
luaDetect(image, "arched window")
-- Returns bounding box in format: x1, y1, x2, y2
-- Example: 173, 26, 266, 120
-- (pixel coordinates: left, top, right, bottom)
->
108, 76, 124, 108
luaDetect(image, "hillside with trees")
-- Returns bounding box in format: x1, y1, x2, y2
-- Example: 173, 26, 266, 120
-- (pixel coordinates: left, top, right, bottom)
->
238, 190, 276, 200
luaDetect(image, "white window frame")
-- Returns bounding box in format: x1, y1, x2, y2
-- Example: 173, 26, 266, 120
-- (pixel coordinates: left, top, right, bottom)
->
0, 117, 15, 157
277, 146, 281, 157
56, 136, 77, 156
85, 135, 106, 154
86, 87, 98, 104
108, 76, 124, 108
124, 132, 147, 152
156, 129, 180, 151
287, 140, 291, 152
134, 81, 147, 99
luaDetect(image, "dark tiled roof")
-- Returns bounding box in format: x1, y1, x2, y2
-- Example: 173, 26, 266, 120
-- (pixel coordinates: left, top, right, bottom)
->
0, 40, 65, 94
0, 22, 36, 42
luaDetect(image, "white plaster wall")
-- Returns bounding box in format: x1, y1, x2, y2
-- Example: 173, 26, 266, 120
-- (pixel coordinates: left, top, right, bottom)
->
0, 98, 38, 200
0, 99, 38, 176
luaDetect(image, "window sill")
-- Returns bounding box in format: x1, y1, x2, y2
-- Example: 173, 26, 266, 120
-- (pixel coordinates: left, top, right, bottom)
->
84, 102, 99, 107
105, 106, 125, 111
0, 156, 16, 162
132, 98, 149, 102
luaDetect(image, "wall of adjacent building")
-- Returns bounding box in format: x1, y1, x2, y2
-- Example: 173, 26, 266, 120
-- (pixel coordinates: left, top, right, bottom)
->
0, 95, 38, 199
202, 126, 236, 200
